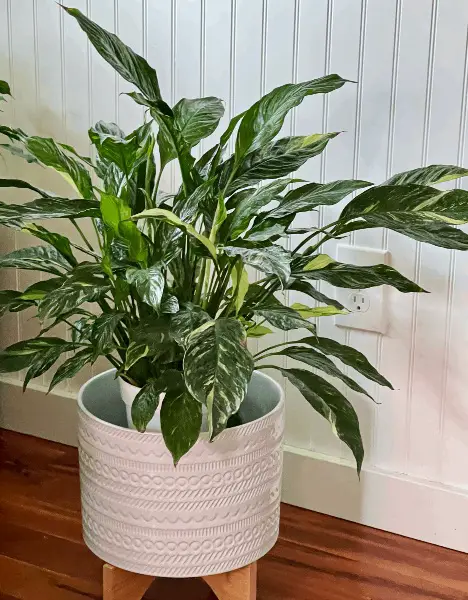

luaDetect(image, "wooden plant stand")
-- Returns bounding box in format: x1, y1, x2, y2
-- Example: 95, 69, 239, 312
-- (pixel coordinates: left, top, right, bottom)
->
103, 561, 257, 600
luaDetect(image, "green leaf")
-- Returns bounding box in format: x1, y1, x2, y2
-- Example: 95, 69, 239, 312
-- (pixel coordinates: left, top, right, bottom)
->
226, 133, 339, 194
132, 207, 217, 261
280, 368, 364, 473
274, 346, 372, 399
286, 278, 345, 310
0, 337, 75, 376
253, 293, 316, 332
48, 347, 95, 392
268, 179, 372, 219
20, 277, 64, 301
298, 335, 393, 389
23, 343, 77, 391
385, 164, 468, 186
38, 276, 111, 321
70, 316, 95, 343
126, 266, 164, 310
0, 125, 27, 142
124, 341, 149, 371
131, 378, 165, 432
63, 6, 163, 104
161, 386, 202, 465
224, 245, 291, 286
245, 215, 292, 242
118, 220, 148, 264
170, 303, 211, 346
254, 306, 316, 332
0, 246, 72, 276
100, 192, 131, 232
0, 198, 100, 225
347, 213, 468, 250
161, 293, 179, 314
25, 137, 93, 199
101, 193, 148, 264
0, 142, 40, 164
184, 318, 254, 439
174, 179, 214, 222
0, 80, 11, 95
0, 178, 52, 197
340, 184, 468, 224
90, 126, 140, 177
0, 290, 33, 316
91, 312, 124, 354
230, 263, 249, 314
228, 179, 294, 239
302, 261, 425, 293
246, 323, 273, 337
195, 145, 219, 177
303, 254, 335, 271
236, 74, 348, 158
290, 302, 347, 318
173, 97, 224, 148
220, 111, 246, 148
22, 224, 77, 266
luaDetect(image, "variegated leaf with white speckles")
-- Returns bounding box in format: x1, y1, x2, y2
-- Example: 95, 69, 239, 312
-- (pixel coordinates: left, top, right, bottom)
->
184, 318, 253, 439
340, 184, 468, 224
280, 368, 364, 473
384, 164, 468, 186
224, 244, 291, 286
300, 261, 425, 293
268, 179, 372, 219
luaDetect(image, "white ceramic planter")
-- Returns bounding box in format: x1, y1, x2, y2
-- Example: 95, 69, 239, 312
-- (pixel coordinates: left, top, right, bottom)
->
78, 368, 284, 578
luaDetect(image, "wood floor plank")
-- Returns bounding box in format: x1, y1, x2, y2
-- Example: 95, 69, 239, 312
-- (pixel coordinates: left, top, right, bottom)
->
0, 556, 101, 600
0, 521, 102, 583
0, 496, 82, 544
1, 429, 468, 600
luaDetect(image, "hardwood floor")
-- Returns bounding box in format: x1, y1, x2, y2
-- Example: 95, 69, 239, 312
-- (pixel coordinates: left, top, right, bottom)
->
0, 429, 467, 599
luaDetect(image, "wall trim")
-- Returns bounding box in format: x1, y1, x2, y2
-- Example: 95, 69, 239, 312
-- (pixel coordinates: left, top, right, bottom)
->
0, 378, 78, 446
282, 445, 468, 554
2, 377, 468, 553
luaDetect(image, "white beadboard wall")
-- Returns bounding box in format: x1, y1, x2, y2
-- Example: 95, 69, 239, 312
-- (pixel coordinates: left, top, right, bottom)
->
1, 0, 468, 551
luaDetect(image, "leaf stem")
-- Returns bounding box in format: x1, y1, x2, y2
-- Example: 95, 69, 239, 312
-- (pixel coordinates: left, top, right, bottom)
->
71, 218, 94, 252
253, 339, 299, 359
153, 167, 164, 205
292, 220, 340, 255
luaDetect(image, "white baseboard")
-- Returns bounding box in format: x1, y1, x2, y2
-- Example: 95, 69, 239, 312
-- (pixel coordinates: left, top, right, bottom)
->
2, 377, 468, 553
282, 444, 468, 553
0, 378, 78, 446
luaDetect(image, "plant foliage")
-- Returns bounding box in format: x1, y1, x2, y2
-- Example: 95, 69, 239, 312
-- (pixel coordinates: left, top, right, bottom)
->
2, 9, 468, 471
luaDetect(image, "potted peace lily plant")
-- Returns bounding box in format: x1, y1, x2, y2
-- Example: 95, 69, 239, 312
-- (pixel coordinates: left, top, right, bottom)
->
2, 6, 468, 577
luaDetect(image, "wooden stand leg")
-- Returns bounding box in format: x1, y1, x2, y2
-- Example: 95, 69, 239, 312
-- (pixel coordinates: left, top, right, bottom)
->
203, 562, 257, 600
103, 564, 155, 600
102, 561, 257, 600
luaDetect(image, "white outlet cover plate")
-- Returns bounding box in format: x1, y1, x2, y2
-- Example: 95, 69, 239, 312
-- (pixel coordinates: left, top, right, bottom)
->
334, 245, 390, 334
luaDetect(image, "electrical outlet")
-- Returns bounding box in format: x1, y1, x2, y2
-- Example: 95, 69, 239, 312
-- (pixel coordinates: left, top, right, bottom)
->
348, 291, 370, 313
334, 245, 390, 334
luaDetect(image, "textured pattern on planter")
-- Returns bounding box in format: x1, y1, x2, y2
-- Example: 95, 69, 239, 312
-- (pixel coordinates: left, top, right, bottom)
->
78, 370, 284, 577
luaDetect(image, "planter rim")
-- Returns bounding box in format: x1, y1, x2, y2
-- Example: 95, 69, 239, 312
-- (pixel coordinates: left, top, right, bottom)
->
78, 368, 284, 438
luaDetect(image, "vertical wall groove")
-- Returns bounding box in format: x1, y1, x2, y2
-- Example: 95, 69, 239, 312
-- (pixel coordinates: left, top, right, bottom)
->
405, 0, 439, 469
114, 0, 120, 123
373, 0, 402, 458
228, 0, 237, 122
351, 0, 367, 186
86, 0, 93, 130
438, 24, 468, 477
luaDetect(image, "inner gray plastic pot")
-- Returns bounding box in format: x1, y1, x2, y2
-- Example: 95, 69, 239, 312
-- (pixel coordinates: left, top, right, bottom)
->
78, 368, 283, 433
